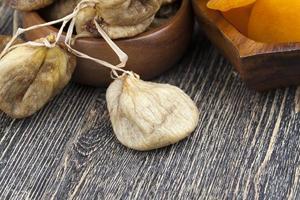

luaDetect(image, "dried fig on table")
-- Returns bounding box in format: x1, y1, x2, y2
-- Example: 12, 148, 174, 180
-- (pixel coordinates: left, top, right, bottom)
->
9, 0, 55, 11
0, 36, 76, 118
106, 74, 199, 151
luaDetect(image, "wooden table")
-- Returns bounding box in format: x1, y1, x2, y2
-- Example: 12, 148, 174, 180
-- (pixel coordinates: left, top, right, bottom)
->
1, 5, 300, 200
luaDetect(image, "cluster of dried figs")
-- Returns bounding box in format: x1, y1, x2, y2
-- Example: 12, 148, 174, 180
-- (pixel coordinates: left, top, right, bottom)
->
10, 0, 179, 39
0, 0, 200, 151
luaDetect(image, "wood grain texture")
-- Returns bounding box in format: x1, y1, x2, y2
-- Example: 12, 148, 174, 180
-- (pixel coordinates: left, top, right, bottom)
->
1, 3, 300, 200
193, 0, 300, 91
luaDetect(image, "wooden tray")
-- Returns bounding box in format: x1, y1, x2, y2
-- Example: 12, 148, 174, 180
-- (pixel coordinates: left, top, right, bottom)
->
192, 0, 300, 91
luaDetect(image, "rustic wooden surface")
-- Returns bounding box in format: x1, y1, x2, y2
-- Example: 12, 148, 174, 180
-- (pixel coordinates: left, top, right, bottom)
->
1, 4, 300, 200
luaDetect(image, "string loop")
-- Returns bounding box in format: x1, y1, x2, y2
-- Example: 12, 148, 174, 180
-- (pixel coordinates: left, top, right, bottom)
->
0, 0, 131, 77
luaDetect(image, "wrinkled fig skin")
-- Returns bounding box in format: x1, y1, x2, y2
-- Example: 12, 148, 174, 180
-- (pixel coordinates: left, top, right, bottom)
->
9, 0, 55, 11
0, 45, 76, 118
98, 0, 162, 26
76, 6, 154, 39
44, 0, 177, 39
79, 13, 155, 39
99, 16, 155, 39
75, 6, 97, 37
75, 0, 166, 39
106, 75, 200, 151
46, 0, 177, 21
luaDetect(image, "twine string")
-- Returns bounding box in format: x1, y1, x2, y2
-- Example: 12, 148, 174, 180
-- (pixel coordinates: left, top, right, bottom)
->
0, 0, 131, 77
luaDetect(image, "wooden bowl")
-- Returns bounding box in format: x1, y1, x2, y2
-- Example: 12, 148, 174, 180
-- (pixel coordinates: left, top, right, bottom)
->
22, 0, 193, 87
193, 0, 300, 91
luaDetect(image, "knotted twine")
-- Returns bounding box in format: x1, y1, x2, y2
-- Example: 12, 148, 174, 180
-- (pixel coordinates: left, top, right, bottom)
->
0, 0, 135, 79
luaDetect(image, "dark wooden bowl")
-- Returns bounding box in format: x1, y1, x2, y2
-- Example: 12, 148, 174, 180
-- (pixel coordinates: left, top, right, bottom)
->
193, 0, 300, 91
22, 0, 193, 87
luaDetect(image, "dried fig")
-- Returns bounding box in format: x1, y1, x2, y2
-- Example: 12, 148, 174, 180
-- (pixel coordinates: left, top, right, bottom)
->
97, 0, 161, 26
76, 6, 155, 39
0, 40, 76, 118
75, 0, 164, 39
106, 74, 199, 151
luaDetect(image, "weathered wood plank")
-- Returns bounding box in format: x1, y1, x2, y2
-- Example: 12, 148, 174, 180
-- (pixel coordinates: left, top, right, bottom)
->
0, 4, 13, 35
0, 85, 100, 199
1, 5, 300, 200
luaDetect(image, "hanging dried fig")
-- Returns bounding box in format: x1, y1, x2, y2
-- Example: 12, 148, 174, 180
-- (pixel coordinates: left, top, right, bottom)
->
0, 41, 76, 118
98, 0, 161, 26
76, 6, 155, 39
44, 0, 177, 38
106, 74, 199, 151
75, 0, 163, 39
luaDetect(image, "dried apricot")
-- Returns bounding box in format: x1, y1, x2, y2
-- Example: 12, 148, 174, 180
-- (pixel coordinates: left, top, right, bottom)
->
207, 0, 256, 11
222, 4, 253, 35
248, 0, 300, 43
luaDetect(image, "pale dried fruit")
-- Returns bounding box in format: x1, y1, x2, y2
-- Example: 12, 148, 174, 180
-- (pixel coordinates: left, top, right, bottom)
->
106, 74, 199, 151
0, 42, 76, 118
75, 0, 163, 39
9, 0, 55, 11
76, 6, 155, 39
44, 0, 176, 39
98, 0, 161, 26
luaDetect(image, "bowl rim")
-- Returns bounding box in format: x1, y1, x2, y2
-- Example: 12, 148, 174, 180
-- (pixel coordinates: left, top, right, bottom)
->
192, 0, 300, 58
26, 0, 189, 42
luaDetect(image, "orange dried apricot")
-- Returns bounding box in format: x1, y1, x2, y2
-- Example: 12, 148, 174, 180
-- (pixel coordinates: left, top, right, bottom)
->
222, 4, 253, 35
248, 0, 300, 43
207, 0, 256, 12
